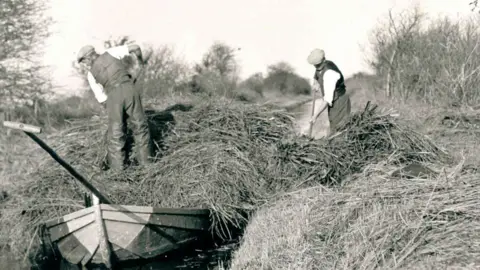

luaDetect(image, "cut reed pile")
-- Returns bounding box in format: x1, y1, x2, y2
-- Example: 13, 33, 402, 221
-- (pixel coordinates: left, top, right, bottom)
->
267, 103, 450, 189
230, 160, 480, 269
0, 99, 449, 264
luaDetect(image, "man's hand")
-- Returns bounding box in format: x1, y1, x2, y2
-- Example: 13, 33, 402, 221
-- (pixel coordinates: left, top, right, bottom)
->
133, 64, 144, 84
312, 80, 321, 94
137, 56, 145, 66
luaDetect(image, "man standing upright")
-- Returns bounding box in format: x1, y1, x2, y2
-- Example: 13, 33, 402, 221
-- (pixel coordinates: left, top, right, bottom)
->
307, 48, 351, 136
77, 44, 154, 170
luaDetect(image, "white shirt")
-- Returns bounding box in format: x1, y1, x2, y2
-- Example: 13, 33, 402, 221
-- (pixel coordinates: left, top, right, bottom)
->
87, 45, 131, 103
313, 69, 341, 106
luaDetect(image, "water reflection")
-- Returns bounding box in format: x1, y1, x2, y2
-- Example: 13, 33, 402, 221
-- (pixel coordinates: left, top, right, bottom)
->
117, 241, 237, 270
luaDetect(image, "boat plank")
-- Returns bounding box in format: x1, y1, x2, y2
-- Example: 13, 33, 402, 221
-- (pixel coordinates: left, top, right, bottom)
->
110, 242, 141, 261
62, 242, 87, 265
57, 222, 99, 266
102, 211, 210, 231
57, 234, 83, 263
105, 219, 187, 259
148, 214, 210, 230
44, 207, 94, 228
49, 214, 94, 242
100, 204, 210, 216
124, 224, 177, 258
130, 235, 202, 259
73, 222, 99, 258
123, 225, 204, 259
103, 219, 145, 252
81, 245, 98, 266
90, 248, 104, 265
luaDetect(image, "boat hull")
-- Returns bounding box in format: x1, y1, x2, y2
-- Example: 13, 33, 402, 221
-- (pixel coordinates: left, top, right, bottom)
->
41, 204, 211, 267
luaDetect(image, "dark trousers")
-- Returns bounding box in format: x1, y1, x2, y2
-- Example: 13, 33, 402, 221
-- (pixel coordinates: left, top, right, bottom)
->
328, 93, 351, 134
105, 82, 154, 170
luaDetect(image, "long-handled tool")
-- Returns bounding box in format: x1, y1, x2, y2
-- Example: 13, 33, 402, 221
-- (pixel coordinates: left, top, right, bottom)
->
2, 121, 113, 204
308, 81, 317, 137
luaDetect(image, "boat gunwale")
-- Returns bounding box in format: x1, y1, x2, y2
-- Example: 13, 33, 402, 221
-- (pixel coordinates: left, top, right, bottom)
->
102, 218, 210, 231
100, 204, 211, 216
43, 207, 95, 228
49, 220, 96, 242
41, 204, 211, 227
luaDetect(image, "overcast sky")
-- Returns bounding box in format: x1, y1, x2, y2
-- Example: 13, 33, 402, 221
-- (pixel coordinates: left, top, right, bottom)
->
42, 0, 474, 96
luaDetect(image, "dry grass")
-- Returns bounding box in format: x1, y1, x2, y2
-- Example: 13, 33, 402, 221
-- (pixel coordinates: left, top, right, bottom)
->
230, 159, 480, 270
369, 9, 480, 105
344, 75, 480, 166
0, 134, 41, 188
229, 188, 317, 270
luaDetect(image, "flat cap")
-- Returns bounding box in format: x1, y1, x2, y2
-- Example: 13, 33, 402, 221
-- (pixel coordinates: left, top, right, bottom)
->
307, 49, 325, 65
77, 45, 95, 63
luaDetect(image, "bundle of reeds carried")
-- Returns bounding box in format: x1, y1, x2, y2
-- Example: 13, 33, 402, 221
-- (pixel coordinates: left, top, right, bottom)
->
0, 99, 449, 262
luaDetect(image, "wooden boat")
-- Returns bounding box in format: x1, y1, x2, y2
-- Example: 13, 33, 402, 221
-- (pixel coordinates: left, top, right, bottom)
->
2, 120, 212, 269
41, 203, 211, 268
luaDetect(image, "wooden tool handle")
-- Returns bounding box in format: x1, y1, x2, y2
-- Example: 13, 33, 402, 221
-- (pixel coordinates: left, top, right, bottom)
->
308, 80, 317, 137
2, 121, 42, 134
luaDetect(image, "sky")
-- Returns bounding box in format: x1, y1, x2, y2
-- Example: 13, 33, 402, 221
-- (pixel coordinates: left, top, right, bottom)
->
42, 0, 475, 96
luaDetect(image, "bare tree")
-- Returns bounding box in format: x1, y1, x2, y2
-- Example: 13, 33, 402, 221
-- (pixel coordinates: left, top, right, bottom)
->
188, 41, 241, 96
195, 41, 240, 78
368, 5, 424, 97
0, 0, 52, 109
140, 45, 189, 97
